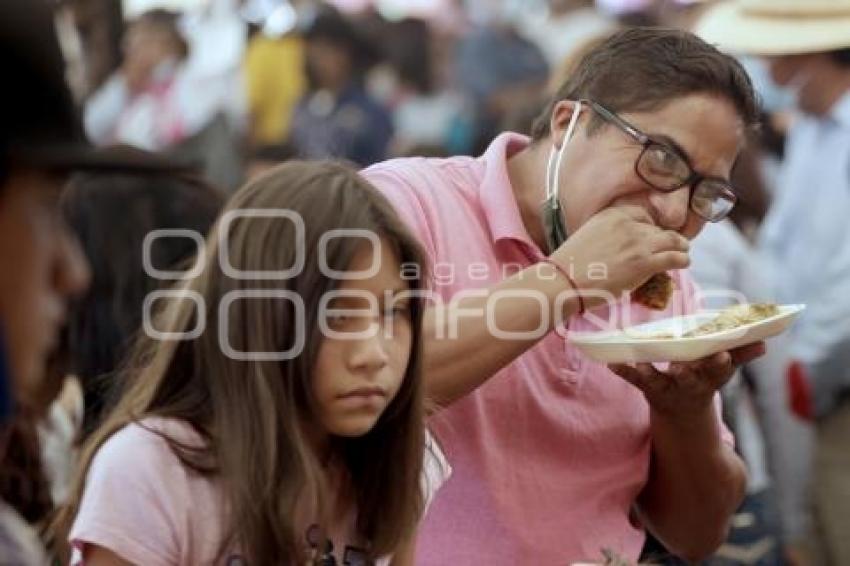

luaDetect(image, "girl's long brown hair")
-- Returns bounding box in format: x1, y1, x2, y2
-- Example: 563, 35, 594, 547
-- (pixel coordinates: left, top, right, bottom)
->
51, 161, 429, 564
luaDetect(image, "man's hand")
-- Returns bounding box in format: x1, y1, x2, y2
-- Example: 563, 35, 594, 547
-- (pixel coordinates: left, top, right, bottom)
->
554, 205, 690, 311
609, 342, 766, 417
610, 342, 764, 561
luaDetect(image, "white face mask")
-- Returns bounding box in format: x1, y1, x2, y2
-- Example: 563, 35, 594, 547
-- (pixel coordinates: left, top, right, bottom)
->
541, 101, 583, 254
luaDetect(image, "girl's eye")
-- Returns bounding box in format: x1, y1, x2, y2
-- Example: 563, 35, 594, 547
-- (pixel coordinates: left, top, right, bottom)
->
328, 315, 349, 328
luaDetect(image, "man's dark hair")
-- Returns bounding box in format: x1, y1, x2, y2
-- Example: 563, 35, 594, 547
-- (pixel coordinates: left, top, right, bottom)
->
530, 27, 760, 141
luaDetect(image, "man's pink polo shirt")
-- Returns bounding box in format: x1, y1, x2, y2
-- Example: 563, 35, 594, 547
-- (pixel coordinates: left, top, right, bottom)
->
363, 133, 731, 564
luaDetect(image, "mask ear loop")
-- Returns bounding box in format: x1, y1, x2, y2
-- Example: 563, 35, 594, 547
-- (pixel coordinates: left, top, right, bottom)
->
545, 142, 558, 202
545, 101, 583, 211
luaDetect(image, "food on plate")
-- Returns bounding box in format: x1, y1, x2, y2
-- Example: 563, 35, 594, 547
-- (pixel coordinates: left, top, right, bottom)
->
682, 303, 779, 337
632, 272, 674, 310
571, 303, 802, 363
626, 303, 781, 340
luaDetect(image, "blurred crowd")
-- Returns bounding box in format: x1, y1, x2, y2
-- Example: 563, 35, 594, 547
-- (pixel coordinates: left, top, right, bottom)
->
3, 0, 850, 565
64, 0, 768, 184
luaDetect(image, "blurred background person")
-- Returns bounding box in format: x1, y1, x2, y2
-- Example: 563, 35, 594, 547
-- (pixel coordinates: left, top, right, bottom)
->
288, 6, 393, 166
176, 0, 249, 189
377, 17, 465, 157
684, 212, 813, 566
84, 9, 197, 150
454, 3, 549, 154
517, 0, 616, 68
5, 155, 224, 563
59, 156, 224, 441
699, 2, 850, 564
56, 0, 125, 99
0, 0, 190, 559
12, 155, 225, 534
84, 7, 244, 188
595, 0, 658, 24
242, 0, 306, 146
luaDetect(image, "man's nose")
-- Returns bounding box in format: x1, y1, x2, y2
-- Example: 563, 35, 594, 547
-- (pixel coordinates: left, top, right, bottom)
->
649, 186, 691, 231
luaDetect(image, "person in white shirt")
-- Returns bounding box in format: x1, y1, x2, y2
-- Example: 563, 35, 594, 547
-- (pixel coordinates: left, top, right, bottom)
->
690, 220, 815, 564
698, 3, 850, 563
84, 8, 241, 153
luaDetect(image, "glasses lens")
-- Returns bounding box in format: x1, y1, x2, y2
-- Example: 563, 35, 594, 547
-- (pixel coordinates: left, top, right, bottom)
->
691, 179, 736, 221
637, 143, 691, 190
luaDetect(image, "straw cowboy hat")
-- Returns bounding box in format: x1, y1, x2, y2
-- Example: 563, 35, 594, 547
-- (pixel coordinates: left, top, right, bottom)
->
695, 0, 850, 56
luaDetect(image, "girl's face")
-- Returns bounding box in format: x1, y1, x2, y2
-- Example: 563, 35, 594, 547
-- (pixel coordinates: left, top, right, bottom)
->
312, 238, 413, 438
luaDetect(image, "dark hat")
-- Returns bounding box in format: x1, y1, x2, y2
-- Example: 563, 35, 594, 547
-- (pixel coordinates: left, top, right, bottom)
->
0, 0, 193, 175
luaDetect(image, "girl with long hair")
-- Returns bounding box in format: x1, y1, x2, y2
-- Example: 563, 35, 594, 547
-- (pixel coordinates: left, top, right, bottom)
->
52, 161, 446, 565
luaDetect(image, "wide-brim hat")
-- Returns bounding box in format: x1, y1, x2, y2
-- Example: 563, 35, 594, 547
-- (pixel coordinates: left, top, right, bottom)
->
695, 0, 850, 56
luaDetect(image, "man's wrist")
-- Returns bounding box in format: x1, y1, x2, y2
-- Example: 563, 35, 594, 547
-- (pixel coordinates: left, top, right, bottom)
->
532, 261, 583, 324
541, 257, 585, 310
649, 399, 718, 434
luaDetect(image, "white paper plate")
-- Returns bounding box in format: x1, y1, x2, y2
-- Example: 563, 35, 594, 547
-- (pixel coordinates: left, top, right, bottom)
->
569, 304, 805, 364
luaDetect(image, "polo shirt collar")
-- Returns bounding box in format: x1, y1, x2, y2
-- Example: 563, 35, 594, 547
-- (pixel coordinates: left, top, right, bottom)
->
478, 132, 541, 253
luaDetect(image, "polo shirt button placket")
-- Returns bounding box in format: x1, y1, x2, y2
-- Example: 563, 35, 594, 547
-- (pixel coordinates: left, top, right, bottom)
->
562, 340, 582, 385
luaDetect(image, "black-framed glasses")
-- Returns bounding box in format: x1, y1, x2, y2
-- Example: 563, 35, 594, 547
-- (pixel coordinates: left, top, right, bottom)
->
585, 100, 737, 223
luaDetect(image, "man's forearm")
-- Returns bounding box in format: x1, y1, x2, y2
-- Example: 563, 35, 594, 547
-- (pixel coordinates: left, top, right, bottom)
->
637, 403, 747, 562
422, 264, 580, 406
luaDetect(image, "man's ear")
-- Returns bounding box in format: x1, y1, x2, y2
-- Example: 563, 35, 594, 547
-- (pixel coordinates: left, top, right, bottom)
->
549, 100, 584, 149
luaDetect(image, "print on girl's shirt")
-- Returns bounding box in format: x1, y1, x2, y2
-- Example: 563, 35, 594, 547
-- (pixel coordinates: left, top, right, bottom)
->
305, 523, 373, 566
